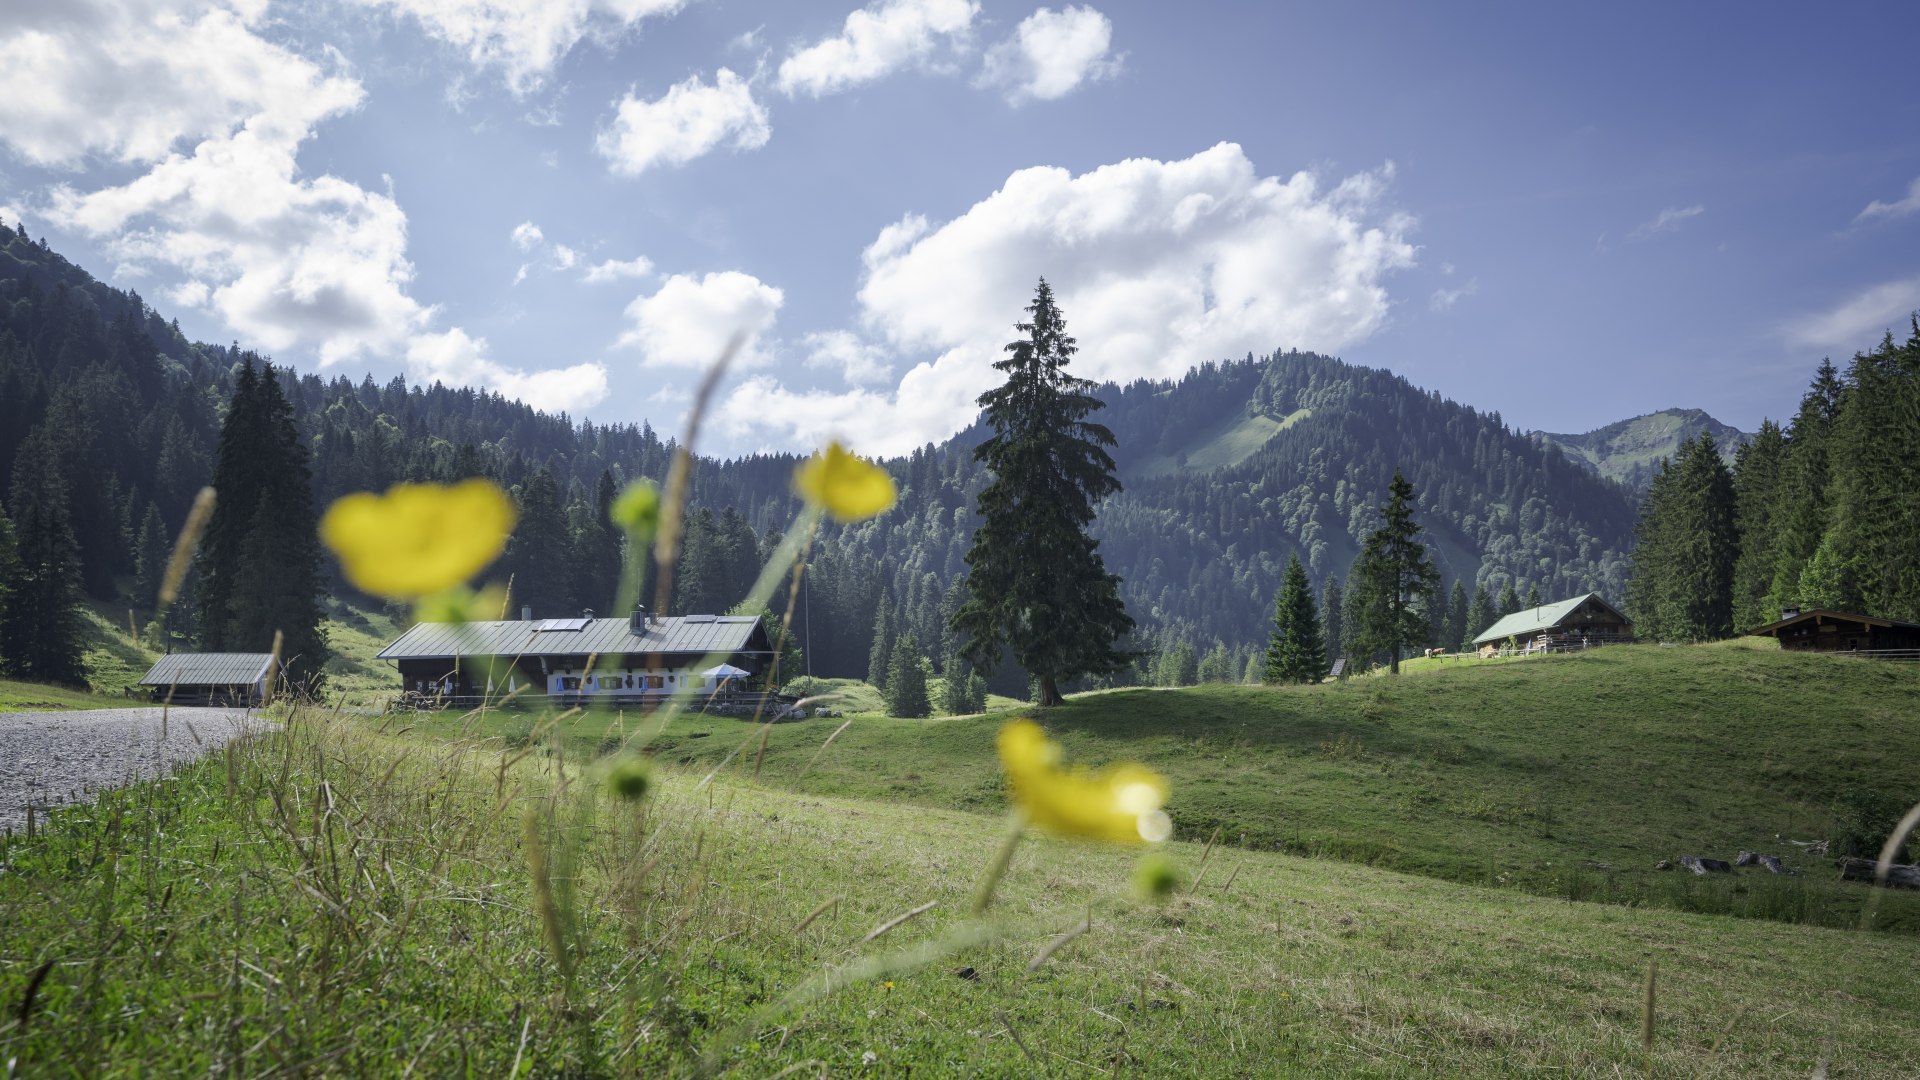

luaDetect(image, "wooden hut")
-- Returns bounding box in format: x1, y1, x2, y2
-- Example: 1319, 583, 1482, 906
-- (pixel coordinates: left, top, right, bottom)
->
1745, 609, 1920, 656
137, 653, 275, 706
1472, 593, 1632, 657
376, 606, 776, 707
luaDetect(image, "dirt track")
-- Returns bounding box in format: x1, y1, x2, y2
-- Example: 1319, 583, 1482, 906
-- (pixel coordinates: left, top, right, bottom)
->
0, 707, 261, 833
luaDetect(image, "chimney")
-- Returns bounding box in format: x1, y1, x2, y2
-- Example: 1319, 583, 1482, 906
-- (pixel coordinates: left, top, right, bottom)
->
521, 605, 533, 622
1781, 606, 1801, 621
630, 605, 647, 633
582, 608, 593, 620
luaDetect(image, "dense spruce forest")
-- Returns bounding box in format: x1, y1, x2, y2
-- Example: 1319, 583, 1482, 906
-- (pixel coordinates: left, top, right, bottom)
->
1627, 326, 1920, 640
3, 222, 1650, 691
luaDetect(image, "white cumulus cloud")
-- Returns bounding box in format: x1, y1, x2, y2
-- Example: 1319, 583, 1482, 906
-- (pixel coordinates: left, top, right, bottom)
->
0, 0, 357, 168
510, 220, 544, 250
725, 143, 1416, 456
595, 69, 771, 176
20, 0, 605, 414
617, 270, 784, 368
584, 255, 654, 282
1783, 276, 1920, 352
977, 5, 1120, 104
1853, 176, 1920, 226
776, 0, 978, 98
347, 0, 688, 94
802, 329, 892, 384
407, 328, 609, 414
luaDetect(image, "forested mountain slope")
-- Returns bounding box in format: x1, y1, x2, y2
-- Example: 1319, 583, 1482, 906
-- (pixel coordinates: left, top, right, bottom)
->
1, 223, 1637, 688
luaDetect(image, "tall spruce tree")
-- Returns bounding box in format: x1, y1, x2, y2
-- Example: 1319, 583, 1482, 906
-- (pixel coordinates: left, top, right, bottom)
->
132, 501, 169, 608
1320, 575, 1343, 659
1463, 583, 1492, 650
1626, 433, 1738, 640
1822, 327, 1920, 620
1264, 552, 1328, 684
1729, 420, 1786, 629
1348, 472, 1440, 674
1524, 583, 1542, 610
1764, 359, 1843, 615
952, 279, 1133, 706
502, 465, 575, 617
885, 632, 931, 718
1446, 579, 1469, 653
196, 361, 327, 686
3, 429, 90, 684
1497, 581, 1519, 620
867, 588, 895, 690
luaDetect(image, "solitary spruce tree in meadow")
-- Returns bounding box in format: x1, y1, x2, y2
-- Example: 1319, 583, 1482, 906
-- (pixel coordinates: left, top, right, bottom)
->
1348, 472, 1440, 674
1264, 552, 1328, 684
885, 632, 931, 718
952, 279, 1133, 706
1462, 583, 1492, 650
1625, 432, 1738, 640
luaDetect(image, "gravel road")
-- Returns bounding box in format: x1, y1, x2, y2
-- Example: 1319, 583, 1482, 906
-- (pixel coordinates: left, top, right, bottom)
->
0, 707, 265, 833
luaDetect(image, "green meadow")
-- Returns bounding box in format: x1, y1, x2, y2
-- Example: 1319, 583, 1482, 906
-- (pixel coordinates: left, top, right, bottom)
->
4, 638, 1918, 1075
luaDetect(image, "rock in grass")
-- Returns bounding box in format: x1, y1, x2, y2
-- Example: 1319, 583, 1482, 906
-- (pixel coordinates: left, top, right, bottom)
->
1679, 855, 1732, 875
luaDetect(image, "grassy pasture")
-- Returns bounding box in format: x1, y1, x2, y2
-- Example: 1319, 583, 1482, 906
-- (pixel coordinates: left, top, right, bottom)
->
463, 641, 1920, 932
2, 703, 1918, 1077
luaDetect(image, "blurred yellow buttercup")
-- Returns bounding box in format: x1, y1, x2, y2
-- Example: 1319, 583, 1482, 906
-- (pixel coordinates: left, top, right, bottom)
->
996, 719, 1171, 844
793, 442, 896, 523
320, 479, 517, 599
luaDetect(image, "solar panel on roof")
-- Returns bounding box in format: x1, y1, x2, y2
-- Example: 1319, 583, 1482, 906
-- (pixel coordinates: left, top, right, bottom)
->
535, 618, 590, 632
683, 614, 715, 623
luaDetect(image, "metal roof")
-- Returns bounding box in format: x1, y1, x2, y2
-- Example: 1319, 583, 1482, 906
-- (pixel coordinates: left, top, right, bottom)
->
1472, 592, 1628, 646
139, 653, 274, 687
377, 615, 772, 661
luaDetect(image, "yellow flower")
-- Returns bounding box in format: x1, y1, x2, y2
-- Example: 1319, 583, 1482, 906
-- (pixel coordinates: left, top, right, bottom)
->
319, 479, 517, 599
793, 442, 896, 523
996, 719, 1171, 844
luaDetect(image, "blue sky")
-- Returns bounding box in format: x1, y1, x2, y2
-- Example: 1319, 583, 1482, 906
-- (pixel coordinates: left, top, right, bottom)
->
3, 1, 1917, 457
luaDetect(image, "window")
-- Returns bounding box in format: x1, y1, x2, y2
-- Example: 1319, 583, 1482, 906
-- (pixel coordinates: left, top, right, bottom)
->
561, 677, 582, 690
646, 675, 664, 689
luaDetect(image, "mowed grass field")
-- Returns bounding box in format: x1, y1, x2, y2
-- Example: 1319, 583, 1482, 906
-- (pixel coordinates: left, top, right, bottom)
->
2, 701, 1918, 1077
456, 640, 1920, 932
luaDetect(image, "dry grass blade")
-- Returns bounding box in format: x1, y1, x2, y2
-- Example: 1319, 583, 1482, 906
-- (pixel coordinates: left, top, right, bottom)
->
159, 485, 216, 607
790, 895, 843, 936
1028, 911, 1093, 972
860, 899, 937, 944
995, 1008, 1040, 1069
802, 717, 856, 776
1641, 959, 1657, 1051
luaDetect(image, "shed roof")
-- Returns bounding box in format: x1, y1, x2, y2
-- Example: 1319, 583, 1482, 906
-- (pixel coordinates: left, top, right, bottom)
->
1745, 609, 1920, 636
139, 653, 274, 687
1472, 592, 1627, 646
377, 614, 771, 662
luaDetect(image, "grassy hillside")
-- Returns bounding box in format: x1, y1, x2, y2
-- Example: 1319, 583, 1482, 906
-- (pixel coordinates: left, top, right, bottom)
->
3, 703, 1917, 1076
482, 641, 1920, 931
1539, 408, 1750, 492
1136, 407, 1310, 477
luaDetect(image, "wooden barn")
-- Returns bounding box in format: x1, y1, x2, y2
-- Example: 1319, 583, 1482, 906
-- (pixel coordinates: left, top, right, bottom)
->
137, 653, 275, 706
1746, 608, 1920, 657
376, 607, 776, 706
1472, 593, 1633, 657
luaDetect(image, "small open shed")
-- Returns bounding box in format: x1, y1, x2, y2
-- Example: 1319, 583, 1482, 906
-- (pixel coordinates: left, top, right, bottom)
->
138, 653, 275, 706
1473, 593, 1632, 657
1746, 609, 1920, 656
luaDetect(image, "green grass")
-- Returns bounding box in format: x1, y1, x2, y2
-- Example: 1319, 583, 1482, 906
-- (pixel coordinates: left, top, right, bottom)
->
318, 596, 408, 705
4, 703, 1919, 1076
0, 678, 128, 712
503, 641, 1920, 932
79, 603, 159, 697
